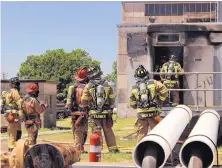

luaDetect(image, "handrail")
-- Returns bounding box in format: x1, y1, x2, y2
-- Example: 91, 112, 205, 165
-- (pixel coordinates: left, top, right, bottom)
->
150, 71, 222, 110
168, 89, 222, 91
150, 72, 222, 75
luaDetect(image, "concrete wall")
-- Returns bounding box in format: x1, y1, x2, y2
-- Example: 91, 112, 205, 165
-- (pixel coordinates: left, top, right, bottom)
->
0, 80, 57, 128
117, 25, 148, 118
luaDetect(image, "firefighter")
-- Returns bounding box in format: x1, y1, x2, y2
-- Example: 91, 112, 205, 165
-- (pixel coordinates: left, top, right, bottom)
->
66, 68, 89, 153
80, 65, 119, 153
23, 83, 47, 145
3, 77, 23, 152
154, 55, 167, 81
160, 54, 184, 106
130, 65, 168, 142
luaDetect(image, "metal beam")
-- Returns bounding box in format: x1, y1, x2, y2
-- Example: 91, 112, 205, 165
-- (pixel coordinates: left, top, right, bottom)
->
150, 72, 222, 75
117, 23, 147, 28
168, 89, 222, 91
71, 166, 220, 168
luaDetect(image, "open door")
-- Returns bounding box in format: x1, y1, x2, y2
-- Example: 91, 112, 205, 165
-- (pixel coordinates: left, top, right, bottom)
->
154, 46, 184, 104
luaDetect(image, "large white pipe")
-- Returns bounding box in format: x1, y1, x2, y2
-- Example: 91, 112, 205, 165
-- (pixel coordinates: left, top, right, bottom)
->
179, 109, 220, 168
132, 105, 192, 168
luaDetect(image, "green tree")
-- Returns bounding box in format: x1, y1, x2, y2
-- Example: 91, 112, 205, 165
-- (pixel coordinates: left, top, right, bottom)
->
104, 61, 117, 83
18, 48, 100, 102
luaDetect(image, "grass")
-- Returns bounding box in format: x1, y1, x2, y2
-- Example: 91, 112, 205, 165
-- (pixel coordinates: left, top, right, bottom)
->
3, 117, 222, 165
1, 128, 52, 136
1, 118, 73, 136
56, 118, 72, 128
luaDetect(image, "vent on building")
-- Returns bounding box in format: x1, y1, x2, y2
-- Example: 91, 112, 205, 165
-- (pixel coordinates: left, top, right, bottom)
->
157, 34, 180, 42
126, 33, 147, 56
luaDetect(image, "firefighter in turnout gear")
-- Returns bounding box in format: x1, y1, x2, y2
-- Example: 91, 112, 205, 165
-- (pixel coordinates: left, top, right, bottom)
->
154, 55, 167, 81
3, 77, 23, 152
80, 65, 119, 153
130, 65, 168, 142
66, 68, 89, 153
160, 55, 184, 106
23, 83, 47, 145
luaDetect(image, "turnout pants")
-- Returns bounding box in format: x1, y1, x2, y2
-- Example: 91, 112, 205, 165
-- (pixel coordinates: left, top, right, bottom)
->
135, 113, 162, 142
8, 121, 22, 150
163, 80, 180, 105
72, 115, 88, 151
25, 123, 39, 145
89, 117, 118, 152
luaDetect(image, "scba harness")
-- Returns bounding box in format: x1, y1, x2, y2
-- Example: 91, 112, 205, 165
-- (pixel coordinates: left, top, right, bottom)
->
134, 79, 159, 119
88, 80, 112, 119
23, 95, 41, 128
71, 83, 88, 127
164, 62, 178, 80
135, 79, 157, 109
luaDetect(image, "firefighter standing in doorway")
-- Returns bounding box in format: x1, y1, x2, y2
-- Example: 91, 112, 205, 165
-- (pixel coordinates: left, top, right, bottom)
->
154, 55, 167, 81
23, 83, 47, 145
3, 77, 23, 152
80, 65, 119, 153
130, 65, 168, 142
66, 68, 89, 153
160, 54, 184, 106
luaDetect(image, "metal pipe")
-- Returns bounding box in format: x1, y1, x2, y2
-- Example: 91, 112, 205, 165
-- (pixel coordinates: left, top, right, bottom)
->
179, 109, 220, 168
132, 105, 192, 168
196, 73, 199, 110
167, 89, 222, 91
204, 81, 207, 107
150, 72, 222, 75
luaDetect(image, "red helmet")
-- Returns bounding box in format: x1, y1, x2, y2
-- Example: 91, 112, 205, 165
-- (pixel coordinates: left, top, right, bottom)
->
26, 83, 39, 93
74, 68, 87, 81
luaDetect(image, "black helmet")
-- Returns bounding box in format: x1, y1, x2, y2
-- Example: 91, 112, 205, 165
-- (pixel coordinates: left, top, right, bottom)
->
161, 55, 167, 60
170, 54, 177, 61
134, 65, 148, 78
9, 77, 20, 84
87, 65, 103, 79
9, 77, 20, 91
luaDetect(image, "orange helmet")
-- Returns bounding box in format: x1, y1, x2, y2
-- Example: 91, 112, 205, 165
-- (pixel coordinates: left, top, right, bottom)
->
74, 68, 87, 81
26, 83, 39, 93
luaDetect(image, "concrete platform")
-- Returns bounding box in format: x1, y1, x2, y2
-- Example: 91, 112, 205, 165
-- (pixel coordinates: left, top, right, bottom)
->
71, 162, 221, 168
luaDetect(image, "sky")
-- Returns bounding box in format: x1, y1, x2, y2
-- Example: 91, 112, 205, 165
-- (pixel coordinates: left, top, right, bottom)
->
1, 1, 121, 78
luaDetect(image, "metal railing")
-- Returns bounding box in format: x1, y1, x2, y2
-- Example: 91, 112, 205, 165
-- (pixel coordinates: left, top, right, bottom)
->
150, 72, 222, 110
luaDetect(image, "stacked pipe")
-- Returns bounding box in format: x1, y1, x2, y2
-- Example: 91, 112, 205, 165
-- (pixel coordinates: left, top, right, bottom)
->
132, 105, 192, 168
1, 139, 80, 168
179, 109, 220, 168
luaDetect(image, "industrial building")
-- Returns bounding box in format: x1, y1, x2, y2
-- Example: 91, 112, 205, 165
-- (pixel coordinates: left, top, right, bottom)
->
117, 1, 222, 118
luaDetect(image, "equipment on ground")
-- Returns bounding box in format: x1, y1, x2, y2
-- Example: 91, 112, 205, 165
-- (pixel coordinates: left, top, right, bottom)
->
1, 139, 80, 168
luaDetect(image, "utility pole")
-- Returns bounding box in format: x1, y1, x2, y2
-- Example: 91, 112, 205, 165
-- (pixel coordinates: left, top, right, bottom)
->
1, 72, 8, 79
218, 1, 222, 22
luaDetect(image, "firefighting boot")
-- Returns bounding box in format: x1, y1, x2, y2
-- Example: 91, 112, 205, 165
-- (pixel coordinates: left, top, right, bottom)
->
109, 149, 120, 153
8, 148, 13, 152
81, 146, 88, 154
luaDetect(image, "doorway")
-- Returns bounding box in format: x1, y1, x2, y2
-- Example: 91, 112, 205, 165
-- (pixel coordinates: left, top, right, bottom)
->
153, 46, 184, 104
